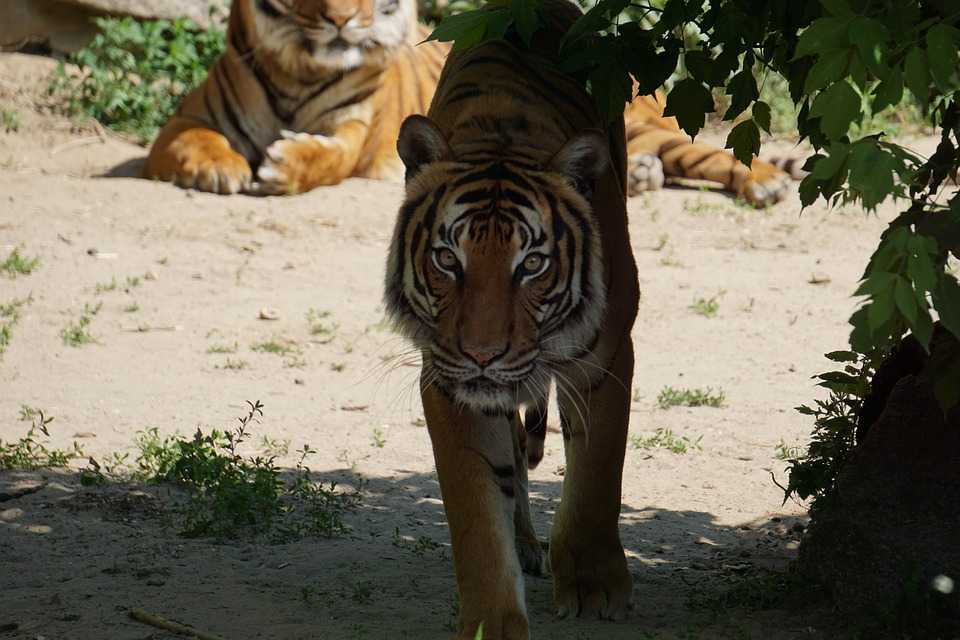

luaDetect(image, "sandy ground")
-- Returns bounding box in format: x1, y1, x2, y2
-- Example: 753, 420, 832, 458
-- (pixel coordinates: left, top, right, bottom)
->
0, 52, 940, 639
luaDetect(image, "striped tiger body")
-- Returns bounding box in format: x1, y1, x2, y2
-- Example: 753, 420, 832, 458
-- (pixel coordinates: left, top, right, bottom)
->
385, 2, 638, 636
142, 0, 446, 194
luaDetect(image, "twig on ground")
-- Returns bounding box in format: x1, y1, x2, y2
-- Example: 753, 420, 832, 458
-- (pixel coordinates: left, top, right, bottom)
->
128, 608, 226, 640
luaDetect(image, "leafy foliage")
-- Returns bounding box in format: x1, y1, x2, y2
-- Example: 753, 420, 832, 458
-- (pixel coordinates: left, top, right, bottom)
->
428, 0, 960, 407
84, 401, 359, 540
781, 351, 874, 511
49, 14, 225, 143
0, 410, 84, 470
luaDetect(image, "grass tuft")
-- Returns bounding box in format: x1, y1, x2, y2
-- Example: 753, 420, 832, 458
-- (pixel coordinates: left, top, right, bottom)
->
657, 386, 726, 409
630, 428, 703, 454
2, 248, 40, 277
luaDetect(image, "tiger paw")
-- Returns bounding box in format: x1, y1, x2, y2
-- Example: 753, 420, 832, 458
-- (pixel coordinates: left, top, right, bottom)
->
626, 153, 665, 196
550, 536, 632, 621
515, 535, 548, 577
739, 172, 792, 207
456, 609, 529, 640
145, 128, 252, 194
256, 131, 346, 195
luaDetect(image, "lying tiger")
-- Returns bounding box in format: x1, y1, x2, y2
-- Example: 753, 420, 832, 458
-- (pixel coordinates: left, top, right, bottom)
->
142, 0, 792, 206
385, 2, 637, 636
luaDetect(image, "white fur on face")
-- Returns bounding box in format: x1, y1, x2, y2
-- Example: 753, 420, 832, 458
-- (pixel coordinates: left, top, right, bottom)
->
250, 0, 414, 73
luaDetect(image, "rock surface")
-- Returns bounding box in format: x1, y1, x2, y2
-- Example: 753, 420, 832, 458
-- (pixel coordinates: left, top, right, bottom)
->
1, 0, 222, 53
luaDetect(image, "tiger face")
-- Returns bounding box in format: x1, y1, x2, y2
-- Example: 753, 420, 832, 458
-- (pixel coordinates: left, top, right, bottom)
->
248, 0, 414, 72
386, 116, 610, 413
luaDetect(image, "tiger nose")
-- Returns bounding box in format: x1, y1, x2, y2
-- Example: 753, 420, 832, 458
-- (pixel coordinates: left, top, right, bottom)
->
327, 10, 356, 27
463, 346, 506, 367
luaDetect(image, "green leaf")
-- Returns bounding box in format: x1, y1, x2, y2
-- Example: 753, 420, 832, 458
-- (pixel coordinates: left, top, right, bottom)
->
819, 0, 854, 16
848, 17, 889, 78
893, 276, 919, 326
933, 360, 960, 412
847, 140, 897, 210
426, 9, 494, 44
804, 49, 850, 94
810, 80, 861, 139
511, 0, 540, 47
811, 143, 850, 180
685, 50, 717, 86
872, 66, 903, 112
794, 17, 853, 60
903, 47, 930, 108
906, 241, 938, 292
926, 24, 959, 92
911, 306, 934, 350
725, 120, 761, 166
723, 69, 759, 121
933, 275, 960, 340
753, 101, 772, 134
867, 292, 895, 331
664, 78, 714, 139
824, 350, 858, 363
854, 270, 897, 297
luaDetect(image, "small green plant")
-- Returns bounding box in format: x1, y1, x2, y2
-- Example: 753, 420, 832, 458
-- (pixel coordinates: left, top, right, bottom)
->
18, 404, 39, 422
0, 107, 20, 133
774, 439, 804, 461
216, 358, 249, 370
306, 308, 338, 343
251, 337, 299, 356
1, 248, 40, 277
689, 295, 720, 318
330, 362, 346, 372
123, 302, 140, 313
207, 342, 238, 354
0, 410, 84, 470
630, 428, 703, 454
657, 386, 726, 409
125, 275, 141, 289
49, 14, 226, 142
260, 435, 290, 458
110, 406, 358, 539
61, 302, 102, 347
782, 351, 873, 513
371, 427, 386, 449
0, 295, 32, 357
95, 278, 118, 293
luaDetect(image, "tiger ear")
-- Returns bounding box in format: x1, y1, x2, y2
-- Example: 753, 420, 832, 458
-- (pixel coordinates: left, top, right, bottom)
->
548, 130, 609, 198
397, 115, 452, 182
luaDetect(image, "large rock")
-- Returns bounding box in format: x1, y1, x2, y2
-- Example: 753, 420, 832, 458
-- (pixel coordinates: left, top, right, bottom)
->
1, 0, 223, 54
798, 328, 960, 636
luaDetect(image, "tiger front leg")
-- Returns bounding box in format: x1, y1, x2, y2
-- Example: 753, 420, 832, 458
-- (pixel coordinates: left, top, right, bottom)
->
256, 120, 367, 195
550, 339, 634, 621
422, 384, 530, 640
143, 118, 253, 194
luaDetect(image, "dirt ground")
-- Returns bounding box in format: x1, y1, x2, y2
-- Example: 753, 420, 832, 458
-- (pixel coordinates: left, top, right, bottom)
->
0, 51, 941, 639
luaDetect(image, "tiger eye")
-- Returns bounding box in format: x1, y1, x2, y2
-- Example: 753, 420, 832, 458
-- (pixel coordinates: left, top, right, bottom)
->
522, 254, 544, 272
437, 248, 458, 269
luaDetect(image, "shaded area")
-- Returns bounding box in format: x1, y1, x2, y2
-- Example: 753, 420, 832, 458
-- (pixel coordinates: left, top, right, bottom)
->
1, 465, 829, 640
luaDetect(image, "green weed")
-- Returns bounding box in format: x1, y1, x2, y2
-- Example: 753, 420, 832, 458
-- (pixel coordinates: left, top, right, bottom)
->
207, 342, 238, 354
657, 386, 726, 409
216, 358, 248, 370
95, 278, 117, 293
774, 439, 805, 461
61, 302, 102, 347
0, 410, 84, 470
123, 302, 140, 313
89, 405, 359, 539
1, 248, 40, 277
251, 337, 299, 356
689, 295, 720, 318
0, 295, 33, 357
0, 108, 20, 133
49, 14, 226, 143
630, 428, 703, 454
371, 427, 386, 449
18, 404, 39, 422
306, 308, 338, 343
